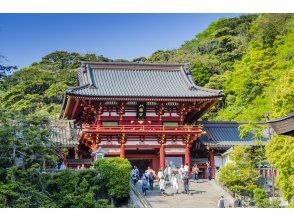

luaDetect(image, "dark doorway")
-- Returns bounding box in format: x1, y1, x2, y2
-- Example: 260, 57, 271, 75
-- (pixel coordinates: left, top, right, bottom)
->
129, 159, 152, 177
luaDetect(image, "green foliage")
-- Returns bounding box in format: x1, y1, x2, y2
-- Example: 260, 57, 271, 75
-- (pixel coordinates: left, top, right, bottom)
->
0, 51, 114, 119
219, 146, 259, 195
271, 70, 294, 118
215, 14, 294, 122
253, 188, 270, 208
44, 170, 113, 208
94, 158, 131, 204
0, 55, 17, 79
266, 135, 294, 204
145, 14, 294, 123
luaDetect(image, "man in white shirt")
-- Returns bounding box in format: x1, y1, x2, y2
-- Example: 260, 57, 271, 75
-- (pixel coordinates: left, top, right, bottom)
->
184, 163, 189, 173
178, 164, 185, 179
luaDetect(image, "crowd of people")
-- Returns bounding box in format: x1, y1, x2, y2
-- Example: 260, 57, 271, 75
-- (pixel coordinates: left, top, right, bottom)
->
131, 162, 207, 197
131, 162, 243, 208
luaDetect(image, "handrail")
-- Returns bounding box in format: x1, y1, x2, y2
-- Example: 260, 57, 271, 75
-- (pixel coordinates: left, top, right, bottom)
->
130, 182, 152, 208
83, 125, 202, 133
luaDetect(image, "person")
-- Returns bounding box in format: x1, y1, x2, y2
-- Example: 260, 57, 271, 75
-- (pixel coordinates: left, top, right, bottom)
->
131, 166, 139, 185
171, 174, 179, 195
146, 166, 155, 190
207, 162, 211, 180
60, 162, 66, 170
184, 163, 189, 173
234, 195, 242, 208
167, 165, 172, 181
142, 176, 149, 196
182, 172, 190, 194
148, 170, 154, 190
218, 196, 225, 208
192, 163, 199, 180
158, 167, 164, 180
159, 174, 166, 196
164, 166, 169, 181
178, 164, 185, 180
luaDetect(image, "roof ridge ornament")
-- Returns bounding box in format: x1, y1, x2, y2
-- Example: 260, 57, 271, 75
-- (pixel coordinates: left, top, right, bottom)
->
86, 64, 96, 88
189, 85, 197, 91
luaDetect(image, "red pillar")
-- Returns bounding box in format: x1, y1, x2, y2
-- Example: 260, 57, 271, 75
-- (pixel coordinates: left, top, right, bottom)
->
159, 145, 165, 169
185, 146, 190, 168
209, 149, 215, 179
120, 145, 126, 158
74, 147, 79, 159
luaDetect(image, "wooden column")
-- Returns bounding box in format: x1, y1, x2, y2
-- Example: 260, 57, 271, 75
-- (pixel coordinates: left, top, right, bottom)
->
120, 145, 126, 158
74, 146, 79, 159
160, 144, 165, 169
95, 102, 104, 125
209, 149, 215, 179
117, 102, 126, 123
119, 133, 126, 159
158, 134, 166, 169
184, 133, 192, 168
184, 146, 190, 167
156, 102, 165, 121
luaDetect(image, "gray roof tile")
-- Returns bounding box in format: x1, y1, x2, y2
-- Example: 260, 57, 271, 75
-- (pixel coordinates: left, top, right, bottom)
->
199, 121, 269, 148
67, 62, 222, 98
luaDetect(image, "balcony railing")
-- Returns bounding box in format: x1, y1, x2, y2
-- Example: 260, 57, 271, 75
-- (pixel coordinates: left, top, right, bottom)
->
82, 125, 202, 135
66, 159, 92, 165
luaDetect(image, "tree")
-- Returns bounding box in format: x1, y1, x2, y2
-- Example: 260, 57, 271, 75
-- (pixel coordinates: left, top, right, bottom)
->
218, 146, 259, 195
266, 135, 294, 206
0, 55, 17, 79
94, 158, 131, 205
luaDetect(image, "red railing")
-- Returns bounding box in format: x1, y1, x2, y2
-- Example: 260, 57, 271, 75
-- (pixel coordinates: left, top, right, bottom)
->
81, 124, 202, 135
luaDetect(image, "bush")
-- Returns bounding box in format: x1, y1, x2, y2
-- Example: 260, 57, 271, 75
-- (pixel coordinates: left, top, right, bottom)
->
218, 146, 259, 195
44, 169, 112, 208
253, 188, 270, 208
94, 158, 131, 205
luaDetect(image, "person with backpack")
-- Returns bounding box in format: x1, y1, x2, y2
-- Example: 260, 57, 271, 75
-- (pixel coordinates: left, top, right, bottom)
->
234, 195, 242, 208
141, 176, 149, 196
131, 166, 139, 185
218, 196, 225, 208
147, 166, 155, 190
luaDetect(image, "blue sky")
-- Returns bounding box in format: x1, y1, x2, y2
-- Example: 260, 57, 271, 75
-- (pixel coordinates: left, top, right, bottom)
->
0, 14, 243, 68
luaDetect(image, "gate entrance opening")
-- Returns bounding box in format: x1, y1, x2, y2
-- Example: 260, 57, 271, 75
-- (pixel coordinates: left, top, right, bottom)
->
129, 159, 152, 177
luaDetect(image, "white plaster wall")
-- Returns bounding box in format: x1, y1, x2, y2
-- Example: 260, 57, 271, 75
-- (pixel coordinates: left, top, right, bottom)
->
124, 112, 136, 116
214, 156, 223, 168
146, 112, 157, 116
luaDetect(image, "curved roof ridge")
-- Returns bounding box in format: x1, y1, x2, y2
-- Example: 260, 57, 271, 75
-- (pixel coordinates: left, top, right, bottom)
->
81, 61, 186, 68
267, 113, 294, 123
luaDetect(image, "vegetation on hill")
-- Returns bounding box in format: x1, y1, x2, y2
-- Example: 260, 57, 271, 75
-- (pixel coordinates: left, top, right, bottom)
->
146, 14, 294, 122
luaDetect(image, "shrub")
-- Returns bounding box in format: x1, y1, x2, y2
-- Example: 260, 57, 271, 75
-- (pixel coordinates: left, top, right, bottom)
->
218, 146, 259, 195
43, 169, 112, 208
94, 158, 131, 205
253, 188, 270, 208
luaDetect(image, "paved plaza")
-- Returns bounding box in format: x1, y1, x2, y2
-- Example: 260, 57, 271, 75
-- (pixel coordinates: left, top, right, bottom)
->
135, 179, 234, 208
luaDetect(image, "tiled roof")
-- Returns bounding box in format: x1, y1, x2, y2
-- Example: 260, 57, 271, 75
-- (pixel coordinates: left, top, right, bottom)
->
50, 122, 81, 147
199, 121, 269, 148
65, 62, 222, 99
267, 113, 294, 136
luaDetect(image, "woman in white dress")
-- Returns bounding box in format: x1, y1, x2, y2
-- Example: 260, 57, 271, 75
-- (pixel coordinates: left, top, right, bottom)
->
172, 174, 179, 195
159, 175, 166, 196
